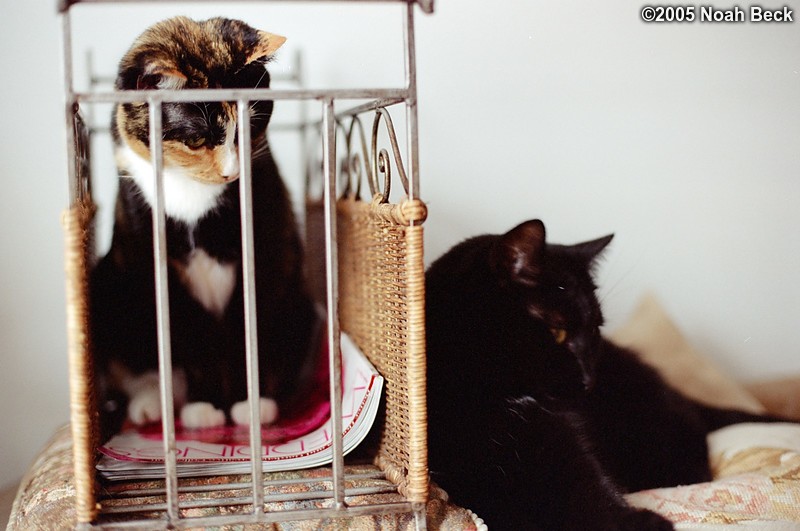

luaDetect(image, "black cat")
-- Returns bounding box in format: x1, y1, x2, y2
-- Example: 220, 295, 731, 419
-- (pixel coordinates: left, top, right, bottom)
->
90, 17, 320, 439
426, 219, 779, 531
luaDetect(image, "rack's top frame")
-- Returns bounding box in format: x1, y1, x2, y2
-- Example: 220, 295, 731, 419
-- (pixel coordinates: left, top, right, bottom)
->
58, 0, 435, 14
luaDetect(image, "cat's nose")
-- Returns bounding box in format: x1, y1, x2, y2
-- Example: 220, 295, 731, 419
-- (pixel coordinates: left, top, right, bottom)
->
221, 150, 240, 180
582, 371, 596, 392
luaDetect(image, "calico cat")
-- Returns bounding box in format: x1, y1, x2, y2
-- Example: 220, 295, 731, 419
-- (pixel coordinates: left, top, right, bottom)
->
426, 219, 780, 531
90, 17, 320, 439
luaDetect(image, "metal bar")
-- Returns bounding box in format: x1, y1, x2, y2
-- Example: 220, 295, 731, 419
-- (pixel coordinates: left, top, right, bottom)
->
75, 87, 409, 105
62, 10, 78, 206
417, 0, 434, 12
101, 485, 398, 515
92, 502, 416, 530
100, 471, 389, 498
321, 99, 345, 510
403, 1, 421, 203
237, 99, 266, 516
59, 0, 434, 13
414, 503, 429, 531
337, 97, 405, 120
148, 98, 180, 523
296, 50, 309, 203
87, 72, 298, 89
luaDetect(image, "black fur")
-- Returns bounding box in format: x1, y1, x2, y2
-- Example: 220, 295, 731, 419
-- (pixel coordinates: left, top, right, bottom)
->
426, 219, 779, 530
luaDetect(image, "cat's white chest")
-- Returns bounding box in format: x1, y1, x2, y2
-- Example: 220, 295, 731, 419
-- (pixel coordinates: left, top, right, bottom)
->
180, 249, 237, 318
117, 145, 227, 224
117, 146, 237, 316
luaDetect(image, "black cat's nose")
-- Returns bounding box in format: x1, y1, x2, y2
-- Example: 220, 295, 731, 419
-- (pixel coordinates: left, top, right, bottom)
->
577, 357, 596, 392
582, 371, 596, 392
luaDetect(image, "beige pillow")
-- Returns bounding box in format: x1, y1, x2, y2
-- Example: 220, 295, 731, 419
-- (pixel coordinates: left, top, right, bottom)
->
610, 293, 765, 414
746, 377, 800, 420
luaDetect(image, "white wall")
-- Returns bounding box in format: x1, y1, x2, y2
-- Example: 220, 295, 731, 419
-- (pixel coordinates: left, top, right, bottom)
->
0, 0, 797, 488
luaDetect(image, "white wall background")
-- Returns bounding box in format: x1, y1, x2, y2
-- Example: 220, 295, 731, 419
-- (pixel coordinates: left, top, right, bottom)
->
1, 0, 797, 489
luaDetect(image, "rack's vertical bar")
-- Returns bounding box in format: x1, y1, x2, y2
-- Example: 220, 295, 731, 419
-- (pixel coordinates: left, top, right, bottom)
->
62, 9, 78, 206
322, 98, 345, 509
149, 98, 180, 522
296, 50, 309, 194
84, 50, 97, 129
62, 12, 92, 525
404, 6, 429, 530
237, 99, 265, 515
402, 1, 420, 202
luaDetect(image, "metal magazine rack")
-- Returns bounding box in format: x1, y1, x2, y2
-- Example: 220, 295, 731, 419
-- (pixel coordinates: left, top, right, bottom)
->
59, 1, 432, 528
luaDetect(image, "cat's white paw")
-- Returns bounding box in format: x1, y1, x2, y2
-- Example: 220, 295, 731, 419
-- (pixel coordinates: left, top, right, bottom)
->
128, 387, 162, 425
180, 402, 226, 429
231, 398, 279, 426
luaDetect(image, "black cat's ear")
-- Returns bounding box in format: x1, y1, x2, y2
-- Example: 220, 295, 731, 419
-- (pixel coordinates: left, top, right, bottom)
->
246, 30, 287, 64
492, 219, 547, 285
573, 234, 614, 268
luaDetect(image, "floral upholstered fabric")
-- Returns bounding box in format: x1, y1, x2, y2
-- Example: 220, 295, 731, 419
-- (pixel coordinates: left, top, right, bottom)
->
626, 423, 800, 528
8, 425, 478, 530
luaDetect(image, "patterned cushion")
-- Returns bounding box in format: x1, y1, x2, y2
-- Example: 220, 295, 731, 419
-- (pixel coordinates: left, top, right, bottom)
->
627, 423, 800, 527
8, 425, 478, 530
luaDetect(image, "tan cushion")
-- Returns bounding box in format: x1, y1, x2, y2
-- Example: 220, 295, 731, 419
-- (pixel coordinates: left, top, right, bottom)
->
610, 293, 764, 414
746, 377, 800, 421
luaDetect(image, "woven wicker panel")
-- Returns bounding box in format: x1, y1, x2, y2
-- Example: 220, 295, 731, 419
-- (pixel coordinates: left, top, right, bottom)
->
332, 195, 428, 504
62, 199, 99, 524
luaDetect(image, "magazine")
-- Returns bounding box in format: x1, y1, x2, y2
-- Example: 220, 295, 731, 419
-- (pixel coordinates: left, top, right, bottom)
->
97, 332, 383, 480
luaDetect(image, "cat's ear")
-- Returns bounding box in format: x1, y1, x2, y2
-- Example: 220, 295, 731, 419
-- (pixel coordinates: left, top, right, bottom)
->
573, 234, 614, 268
493, 219, 547, 284
246, 31, 287, 64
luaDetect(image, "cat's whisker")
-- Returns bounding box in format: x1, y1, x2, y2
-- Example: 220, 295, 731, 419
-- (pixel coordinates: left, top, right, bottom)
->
249, 142, 271, 160
254, 69, 269, 90
191, 102, 212, 129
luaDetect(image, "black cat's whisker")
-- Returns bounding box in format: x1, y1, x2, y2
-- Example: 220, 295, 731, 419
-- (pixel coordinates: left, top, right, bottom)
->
507, 395, 553, 416
249, 144, 272, 161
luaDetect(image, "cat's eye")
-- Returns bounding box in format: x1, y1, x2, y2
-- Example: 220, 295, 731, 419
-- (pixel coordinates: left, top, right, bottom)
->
550, 328, 567, 345
185, 137, 206, 150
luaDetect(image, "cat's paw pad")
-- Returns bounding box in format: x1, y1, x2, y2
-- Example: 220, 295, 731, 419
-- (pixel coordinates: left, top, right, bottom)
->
128, 388, 162, 425
180, 402, 226, 429
230, 398, 279, 426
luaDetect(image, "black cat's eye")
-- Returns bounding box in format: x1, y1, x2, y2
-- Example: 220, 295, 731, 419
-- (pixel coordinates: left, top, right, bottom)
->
550, 328, 568, 345
185, 137, 206, 150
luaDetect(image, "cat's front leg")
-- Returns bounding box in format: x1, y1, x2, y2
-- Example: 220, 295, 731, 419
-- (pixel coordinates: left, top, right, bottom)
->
128, 385, 162, 425
230, 397, 279, 426
479, 398, 674, 531
180, 402, 226, 428
116, 367, 229, 429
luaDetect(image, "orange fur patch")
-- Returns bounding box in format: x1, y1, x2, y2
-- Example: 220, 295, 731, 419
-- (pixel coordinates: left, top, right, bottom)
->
116, 104, 239, 185
247, 31, 287, 63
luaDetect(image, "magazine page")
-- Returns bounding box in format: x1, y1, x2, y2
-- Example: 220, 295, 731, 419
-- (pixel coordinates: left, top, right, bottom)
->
97, 332, 383, 480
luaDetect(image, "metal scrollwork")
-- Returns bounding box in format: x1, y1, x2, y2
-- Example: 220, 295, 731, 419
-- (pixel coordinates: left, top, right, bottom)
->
370, 108, 409, 204
342, 115, 371, 200
305, 102, 411, 207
